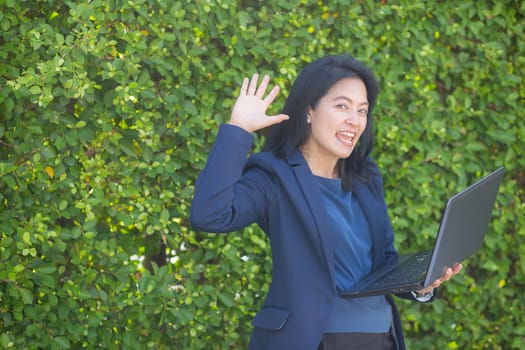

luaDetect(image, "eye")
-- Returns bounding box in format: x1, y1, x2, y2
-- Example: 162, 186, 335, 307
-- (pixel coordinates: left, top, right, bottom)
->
336, 104, 349, 110
358, 108, 369, 116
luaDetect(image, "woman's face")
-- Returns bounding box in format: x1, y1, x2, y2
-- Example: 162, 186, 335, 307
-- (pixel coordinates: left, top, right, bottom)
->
301, 77, 369, 171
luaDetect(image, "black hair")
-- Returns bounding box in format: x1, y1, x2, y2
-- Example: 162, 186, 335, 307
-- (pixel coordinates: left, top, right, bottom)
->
262, 54, 379, 190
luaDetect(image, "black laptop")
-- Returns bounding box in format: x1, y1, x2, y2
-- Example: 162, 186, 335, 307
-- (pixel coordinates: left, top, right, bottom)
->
341, 167, 505, 298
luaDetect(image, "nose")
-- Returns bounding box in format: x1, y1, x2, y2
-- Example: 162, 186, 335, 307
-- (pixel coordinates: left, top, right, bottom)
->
345, 110, 358, 124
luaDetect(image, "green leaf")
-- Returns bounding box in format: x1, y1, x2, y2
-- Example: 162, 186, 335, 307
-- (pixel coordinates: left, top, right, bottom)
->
2, 175, 17, 189
0, 333, 12, 348
487, 129, 516, 144
160, 208, 169, 223
217, 292, 234, 307
19, 288, 33, 304
174, 307, 193, 325
37, 264, 57, 274
54, 336, 71, 349
59, 200, 68, 211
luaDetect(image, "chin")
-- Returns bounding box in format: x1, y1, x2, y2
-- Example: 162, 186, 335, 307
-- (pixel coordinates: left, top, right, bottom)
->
338, 148, 355, 159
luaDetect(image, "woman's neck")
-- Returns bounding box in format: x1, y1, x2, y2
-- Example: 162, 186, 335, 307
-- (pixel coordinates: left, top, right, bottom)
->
301, 150, 339, 179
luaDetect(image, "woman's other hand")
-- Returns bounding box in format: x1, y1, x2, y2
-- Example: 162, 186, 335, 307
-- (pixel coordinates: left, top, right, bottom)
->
416, 263, 463, 296
230, 74, 289, 133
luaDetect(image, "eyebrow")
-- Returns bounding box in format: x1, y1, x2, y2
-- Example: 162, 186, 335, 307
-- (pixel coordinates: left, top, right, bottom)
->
333, 96, 369, 106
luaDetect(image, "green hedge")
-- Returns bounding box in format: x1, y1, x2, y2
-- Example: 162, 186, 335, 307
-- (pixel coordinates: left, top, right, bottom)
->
0, 0, 523, 349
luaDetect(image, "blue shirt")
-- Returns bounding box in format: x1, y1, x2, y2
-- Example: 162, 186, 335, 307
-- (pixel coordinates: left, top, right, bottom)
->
317, 176, 392, 333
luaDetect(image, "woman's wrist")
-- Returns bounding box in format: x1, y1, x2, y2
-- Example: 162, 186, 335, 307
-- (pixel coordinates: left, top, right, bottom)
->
411, 289, 434, 302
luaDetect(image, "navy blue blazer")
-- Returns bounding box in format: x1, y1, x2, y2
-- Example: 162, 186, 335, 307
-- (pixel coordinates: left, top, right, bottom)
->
191, 124, 419, 350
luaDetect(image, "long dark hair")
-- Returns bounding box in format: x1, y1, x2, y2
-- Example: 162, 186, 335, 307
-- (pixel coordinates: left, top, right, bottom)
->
262, 55, 379, 190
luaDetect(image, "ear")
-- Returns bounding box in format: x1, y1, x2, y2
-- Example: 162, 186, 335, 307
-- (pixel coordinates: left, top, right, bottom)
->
307, 105, 313, 115
306, 106, 313, 123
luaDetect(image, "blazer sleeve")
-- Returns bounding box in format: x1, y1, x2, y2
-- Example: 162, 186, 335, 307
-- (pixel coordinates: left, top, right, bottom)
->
190, 124, 275, 233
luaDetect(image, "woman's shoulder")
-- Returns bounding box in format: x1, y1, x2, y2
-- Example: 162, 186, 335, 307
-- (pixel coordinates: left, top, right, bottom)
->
356, 157, 386, 194
361, 156, 382, 178
246, 151, 286, 171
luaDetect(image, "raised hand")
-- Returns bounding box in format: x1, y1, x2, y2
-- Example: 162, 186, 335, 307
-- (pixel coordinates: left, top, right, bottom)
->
229, 74, 289, 133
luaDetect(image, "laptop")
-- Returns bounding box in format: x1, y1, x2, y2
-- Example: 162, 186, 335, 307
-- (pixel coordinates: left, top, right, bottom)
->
341, 167, 505, 298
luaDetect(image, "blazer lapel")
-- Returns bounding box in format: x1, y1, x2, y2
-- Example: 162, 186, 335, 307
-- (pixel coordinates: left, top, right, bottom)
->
287, 151, 337, 289
352, 180, 384, 270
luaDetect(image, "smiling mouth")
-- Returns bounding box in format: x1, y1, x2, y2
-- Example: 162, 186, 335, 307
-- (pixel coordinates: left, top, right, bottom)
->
337, 131, 356, 146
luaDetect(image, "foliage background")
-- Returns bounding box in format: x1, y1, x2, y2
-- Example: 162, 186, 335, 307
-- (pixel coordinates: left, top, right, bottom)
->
0, 0, 523, 349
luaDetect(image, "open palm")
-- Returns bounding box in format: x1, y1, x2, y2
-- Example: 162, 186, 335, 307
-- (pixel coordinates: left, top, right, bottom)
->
230, 74, 289, 133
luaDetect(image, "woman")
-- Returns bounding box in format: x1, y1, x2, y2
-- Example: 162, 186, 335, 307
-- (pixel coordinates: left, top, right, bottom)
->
190, 55, 461, 350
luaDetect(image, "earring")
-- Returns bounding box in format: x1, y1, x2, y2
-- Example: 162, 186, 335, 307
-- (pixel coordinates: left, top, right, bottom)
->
307, 118, 311, 123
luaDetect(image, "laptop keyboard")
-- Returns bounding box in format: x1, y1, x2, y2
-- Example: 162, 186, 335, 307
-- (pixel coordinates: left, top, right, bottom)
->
368, 251, 431, 290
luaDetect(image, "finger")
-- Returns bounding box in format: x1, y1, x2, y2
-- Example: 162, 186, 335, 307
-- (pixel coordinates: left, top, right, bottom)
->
428, 281, 440, 291
444, 267, 454, 281
416, 286, 433, 295
265, 114, 289, 127
239, 77, 249, 96
428, 275, 445, 290
263, 85, 280, 105
256, 75, 270, 98
439, 267, 454, 284
247, 73, 258, 95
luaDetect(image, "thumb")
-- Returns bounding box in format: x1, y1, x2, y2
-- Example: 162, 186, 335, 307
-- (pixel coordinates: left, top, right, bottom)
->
267, 113, 289, 126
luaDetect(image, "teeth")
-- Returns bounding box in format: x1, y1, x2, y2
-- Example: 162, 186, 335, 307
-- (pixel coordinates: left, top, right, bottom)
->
337, 131, 355, 146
